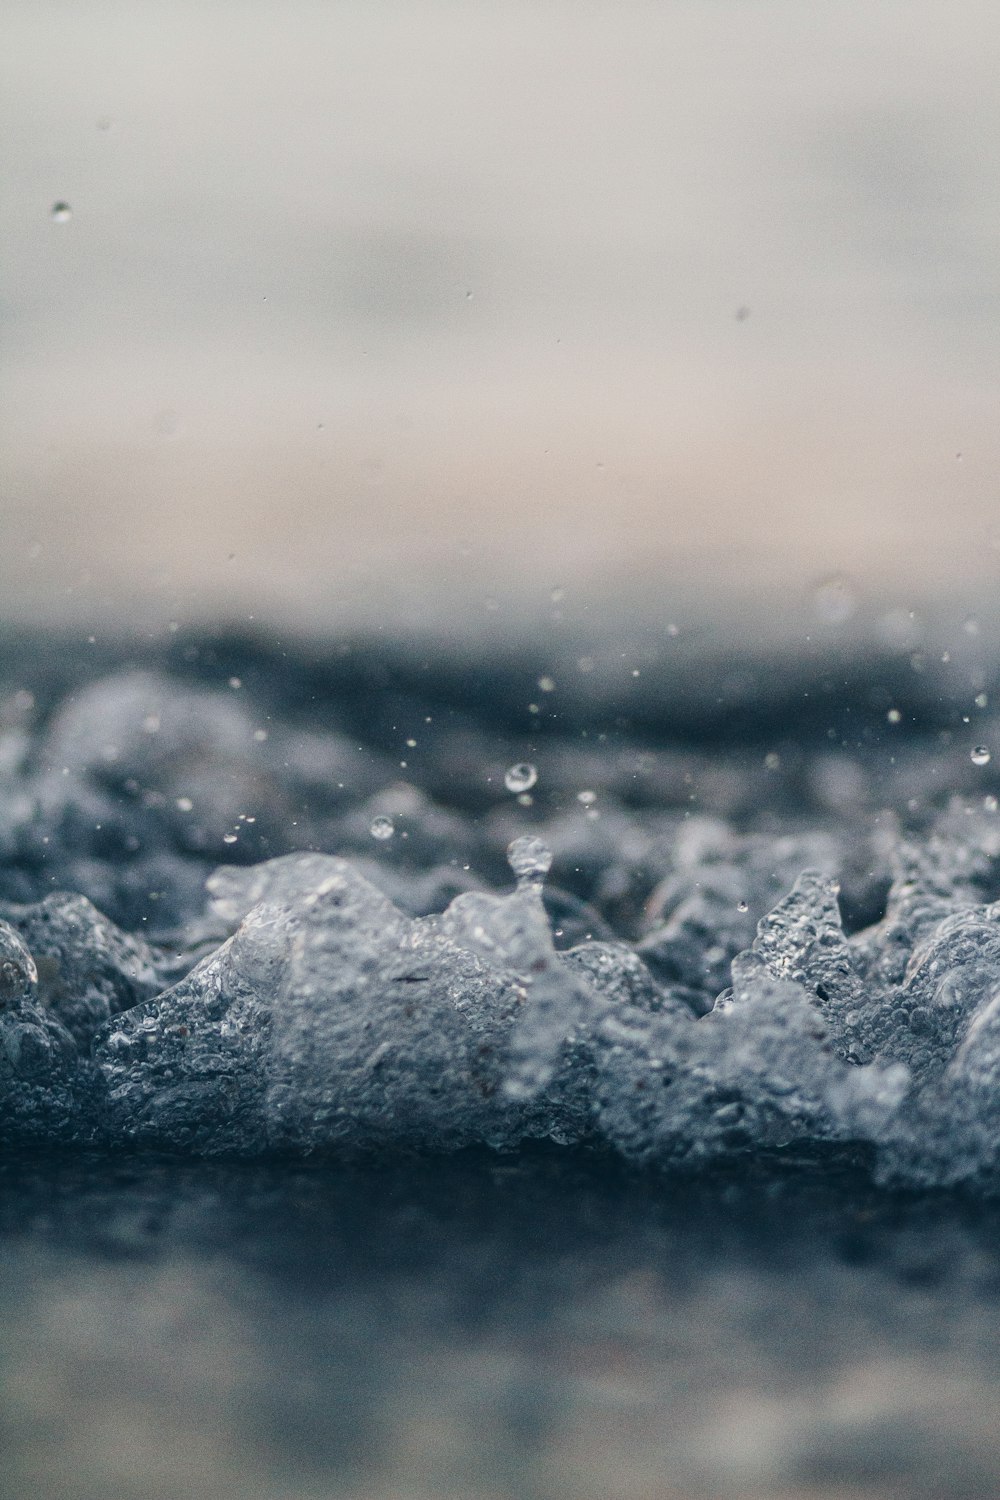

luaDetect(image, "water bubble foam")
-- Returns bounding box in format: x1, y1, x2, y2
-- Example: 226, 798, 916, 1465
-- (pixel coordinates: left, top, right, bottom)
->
812, 574, 858, 626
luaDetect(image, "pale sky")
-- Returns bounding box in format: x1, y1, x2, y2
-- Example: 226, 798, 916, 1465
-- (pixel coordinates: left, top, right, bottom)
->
3, 1, 1000, 647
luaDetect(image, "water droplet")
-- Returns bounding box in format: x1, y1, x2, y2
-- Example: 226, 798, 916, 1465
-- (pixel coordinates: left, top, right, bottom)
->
986, 795, 998, 813
507, 835, 552, 883
764, 752, 781, 771
253, 728, 268, 742
737, 900, 749, 913
887, 708, 902, 724
977, 693, 990, 709
505, 762, 537, 793
405, 737, 417, 748
369, 815, 395, 840
812, 574, 858, 626
577, 789, 596, 806
972, 746, 992, 766
175, 796, 193, 813
51, 202, 72, 222
223, 834, 238, 845
538, 676, 555, 693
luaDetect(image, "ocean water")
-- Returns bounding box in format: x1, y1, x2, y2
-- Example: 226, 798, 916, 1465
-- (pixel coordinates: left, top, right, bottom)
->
8, 3, 1000, 1493
6, 1146, 1000, 1500
2, 629, 1000, 1497
4, 627, 1000, 1189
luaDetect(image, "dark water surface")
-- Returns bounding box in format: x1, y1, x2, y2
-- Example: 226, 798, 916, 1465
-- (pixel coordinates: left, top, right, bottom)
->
3, 629, 1000, 1497
3, 1148, 1000, 1500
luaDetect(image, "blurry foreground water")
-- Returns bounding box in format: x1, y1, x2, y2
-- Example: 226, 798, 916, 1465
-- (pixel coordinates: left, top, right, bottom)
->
5, 1147, 1000, 1500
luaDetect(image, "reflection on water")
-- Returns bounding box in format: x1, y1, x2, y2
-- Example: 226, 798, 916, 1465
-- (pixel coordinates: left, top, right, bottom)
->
3, 3, 1000, 638
3, 1150, 1000, 1500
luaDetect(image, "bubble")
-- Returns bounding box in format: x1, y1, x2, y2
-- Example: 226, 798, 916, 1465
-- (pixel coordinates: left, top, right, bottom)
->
577, 790, 596, 806
887, 709, 902, 724
507, 835, 552, 883
812, 574, 858, 626
50, 202, 72, 223
964, 617, 981, 636
764, 752, 781, 771
223, 834, 238, 845
737, 900, 749, 913
976, 693, 989, 709
972, 747, 992, 767
505, 762, 537, 793
369, 815, 395, 840
538, 676, 555, 693
228, 677, 242, 690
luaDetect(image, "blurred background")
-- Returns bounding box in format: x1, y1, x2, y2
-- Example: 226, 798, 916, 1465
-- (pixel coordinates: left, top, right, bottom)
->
3, 0, 1000, 651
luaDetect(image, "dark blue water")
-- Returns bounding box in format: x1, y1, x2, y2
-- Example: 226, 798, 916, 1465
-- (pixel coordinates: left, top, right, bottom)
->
4, 628, 1000, 1497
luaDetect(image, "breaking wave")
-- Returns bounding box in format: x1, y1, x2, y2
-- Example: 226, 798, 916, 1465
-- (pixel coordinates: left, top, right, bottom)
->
4, 637, 1000, 1189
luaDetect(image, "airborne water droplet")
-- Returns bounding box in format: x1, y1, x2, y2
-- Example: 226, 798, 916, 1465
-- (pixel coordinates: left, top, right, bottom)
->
737, 900, 749, 913
370, 815, 395, 840
812, 574, 858, 626
505, 762, 537, 793
507, 834, 552, 883
972, 746, 991, 766
51, 202, 72, 222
